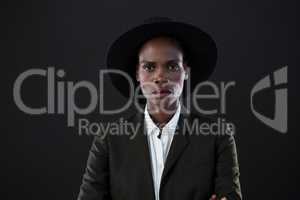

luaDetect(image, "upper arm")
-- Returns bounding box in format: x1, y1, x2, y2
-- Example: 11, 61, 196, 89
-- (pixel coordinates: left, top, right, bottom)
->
214, 134, 242, 200
77, 136, 111, 200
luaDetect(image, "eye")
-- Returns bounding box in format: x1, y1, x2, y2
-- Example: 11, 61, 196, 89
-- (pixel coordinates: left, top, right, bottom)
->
168, 63, 180, 71
143, 64, 155, 72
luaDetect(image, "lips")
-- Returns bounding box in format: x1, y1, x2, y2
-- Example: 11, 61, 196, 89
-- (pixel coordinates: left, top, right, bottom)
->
152, 88, 172, 97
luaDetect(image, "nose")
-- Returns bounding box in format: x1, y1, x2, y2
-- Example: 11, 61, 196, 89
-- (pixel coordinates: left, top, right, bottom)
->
153, 67, 168, 85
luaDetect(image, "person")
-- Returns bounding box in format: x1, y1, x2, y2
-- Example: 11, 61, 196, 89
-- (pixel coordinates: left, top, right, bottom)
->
78, 17, 242, 200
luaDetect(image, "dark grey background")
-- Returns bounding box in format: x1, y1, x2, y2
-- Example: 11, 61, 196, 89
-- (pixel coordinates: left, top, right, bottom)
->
3, 0, 299, 199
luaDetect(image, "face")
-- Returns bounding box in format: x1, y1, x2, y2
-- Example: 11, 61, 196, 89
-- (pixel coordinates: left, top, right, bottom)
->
136, 37, 188, 109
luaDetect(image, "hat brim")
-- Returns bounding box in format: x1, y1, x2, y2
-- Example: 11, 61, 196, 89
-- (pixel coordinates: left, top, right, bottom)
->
106, 21, 218, 98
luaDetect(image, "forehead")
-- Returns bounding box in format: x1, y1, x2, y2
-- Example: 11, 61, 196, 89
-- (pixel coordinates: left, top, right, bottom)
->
138, 37, 184, 61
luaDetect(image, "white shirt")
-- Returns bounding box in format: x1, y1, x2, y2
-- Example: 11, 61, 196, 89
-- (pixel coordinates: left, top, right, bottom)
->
144, 103, 181, 200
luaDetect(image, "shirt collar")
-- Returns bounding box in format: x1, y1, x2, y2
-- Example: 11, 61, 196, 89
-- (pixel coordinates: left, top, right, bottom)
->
144, 102, 181, 136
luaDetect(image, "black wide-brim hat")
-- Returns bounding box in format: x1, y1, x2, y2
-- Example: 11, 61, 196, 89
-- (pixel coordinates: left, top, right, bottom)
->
106, 17, 217, 99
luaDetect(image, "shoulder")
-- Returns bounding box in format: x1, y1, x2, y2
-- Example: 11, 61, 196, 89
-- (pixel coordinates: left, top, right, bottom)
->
94, 110, 143, 140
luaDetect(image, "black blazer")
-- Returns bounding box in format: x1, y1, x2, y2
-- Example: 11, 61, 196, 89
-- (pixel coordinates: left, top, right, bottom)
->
78, 108, 242, 200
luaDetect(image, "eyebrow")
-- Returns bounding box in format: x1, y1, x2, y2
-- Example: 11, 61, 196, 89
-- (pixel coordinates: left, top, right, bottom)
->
139, 59, 182, 63
139, 60, 155, 64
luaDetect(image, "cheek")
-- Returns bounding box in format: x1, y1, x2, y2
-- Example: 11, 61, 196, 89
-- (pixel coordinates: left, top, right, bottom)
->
138, 74, 153, 92
137, 69, 150, 82
139, 75, 150, 86
169, 73, 185, 86
169, 73, 185, 97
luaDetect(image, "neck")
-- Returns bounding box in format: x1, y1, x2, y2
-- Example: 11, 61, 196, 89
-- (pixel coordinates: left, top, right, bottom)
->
147, 100, 179, 126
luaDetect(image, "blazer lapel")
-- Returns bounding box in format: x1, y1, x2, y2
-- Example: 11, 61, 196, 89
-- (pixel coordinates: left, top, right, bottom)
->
132, 111, 156, 200
161, 110, 190, 184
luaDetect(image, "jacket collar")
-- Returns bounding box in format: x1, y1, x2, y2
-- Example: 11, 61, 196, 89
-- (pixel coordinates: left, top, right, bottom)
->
144, 102, 182, 137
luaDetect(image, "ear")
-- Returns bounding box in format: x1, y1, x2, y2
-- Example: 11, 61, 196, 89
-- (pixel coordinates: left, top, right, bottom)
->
183, 64, 190, 80
184, 73, 188, 80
